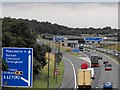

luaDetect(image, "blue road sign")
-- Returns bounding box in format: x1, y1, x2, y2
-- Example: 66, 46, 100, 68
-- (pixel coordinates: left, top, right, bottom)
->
71, 49, 80, 53
84, 37, 103, 41
1, 47, 33, 87
53, 36, 64, 42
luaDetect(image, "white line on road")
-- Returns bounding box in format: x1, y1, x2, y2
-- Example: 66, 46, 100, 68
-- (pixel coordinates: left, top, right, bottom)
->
66, 51, 91, 67
63, 57, 77, 89
80, 52, 91, 67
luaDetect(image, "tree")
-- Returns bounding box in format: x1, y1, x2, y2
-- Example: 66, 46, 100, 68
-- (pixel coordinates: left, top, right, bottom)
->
2, 58, 8, 71
2, 17, 52, 80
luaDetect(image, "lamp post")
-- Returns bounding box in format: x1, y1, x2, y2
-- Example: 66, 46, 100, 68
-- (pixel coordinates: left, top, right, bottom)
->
118, 29, 120, 59
53, 37, 56, 79
47, 39, 50, 87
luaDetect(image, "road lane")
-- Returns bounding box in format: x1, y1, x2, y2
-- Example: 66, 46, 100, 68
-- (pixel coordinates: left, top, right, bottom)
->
88, 49, 118, 88
60, 51, 90, 89
60, 59, 74, 89
83, 50, 101, 88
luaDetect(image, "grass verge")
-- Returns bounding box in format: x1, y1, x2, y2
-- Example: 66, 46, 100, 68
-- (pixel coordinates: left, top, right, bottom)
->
33, 53, 64, 88
104, 44, 120, 51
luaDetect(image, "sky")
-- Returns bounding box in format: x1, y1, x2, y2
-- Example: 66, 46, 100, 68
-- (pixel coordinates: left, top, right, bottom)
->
1, 2, 119, 29
1, 0, 120, 2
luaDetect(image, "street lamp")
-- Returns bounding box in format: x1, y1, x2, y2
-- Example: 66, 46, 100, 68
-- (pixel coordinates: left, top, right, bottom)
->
47, 38, 50, 87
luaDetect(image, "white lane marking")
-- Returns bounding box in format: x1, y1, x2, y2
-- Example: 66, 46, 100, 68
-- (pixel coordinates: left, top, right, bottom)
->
21, 77, 28, 83
80, 52, 91, 67
78, 57, 90, 63
66, 51, 91, 67
98, 81, 100, 84
63, 57, 77, 89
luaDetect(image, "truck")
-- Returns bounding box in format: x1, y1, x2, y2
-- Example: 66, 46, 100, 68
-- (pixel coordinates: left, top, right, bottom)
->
79, 44, 84, 51
81, 63, 88, 69
77, 69, 91, 89
90, 54, 99, 67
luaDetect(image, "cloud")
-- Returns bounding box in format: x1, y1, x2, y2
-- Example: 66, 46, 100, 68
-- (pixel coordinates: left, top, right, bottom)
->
2, 2, 118, 28
1, 0, 119, 2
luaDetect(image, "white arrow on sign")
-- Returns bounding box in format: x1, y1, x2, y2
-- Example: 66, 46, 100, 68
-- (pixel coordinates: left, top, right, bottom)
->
21, 53, 31, 86
28, 50, 31, 54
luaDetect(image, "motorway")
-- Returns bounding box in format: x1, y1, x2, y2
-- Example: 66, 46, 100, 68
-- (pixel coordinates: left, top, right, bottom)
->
60, 48, 119, 89
60, 50, 99, 89
37, 39, 119, 89
84, 49, 118, 88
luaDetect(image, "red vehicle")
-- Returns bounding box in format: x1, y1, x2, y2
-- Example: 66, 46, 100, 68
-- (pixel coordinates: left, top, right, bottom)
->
81, 63, 88, 69
105, 64, 112, 71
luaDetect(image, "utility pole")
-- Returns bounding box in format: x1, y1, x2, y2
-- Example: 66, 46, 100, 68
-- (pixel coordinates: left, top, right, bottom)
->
114, 34, 116, 55
47, 39, 50, 87
118, 29, 120, 58
58, 38, 61, 54
110, 39, 112, 54
53, 37, 56, 78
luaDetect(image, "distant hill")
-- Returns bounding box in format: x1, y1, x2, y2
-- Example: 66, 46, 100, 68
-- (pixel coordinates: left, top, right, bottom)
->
3, 17, 118, 35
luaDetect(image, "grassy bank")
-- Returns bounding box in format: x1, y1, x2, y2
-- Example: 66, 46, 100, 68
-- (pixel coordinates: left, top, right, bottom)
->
104, 44, 120, 51
33, 53, 64, 88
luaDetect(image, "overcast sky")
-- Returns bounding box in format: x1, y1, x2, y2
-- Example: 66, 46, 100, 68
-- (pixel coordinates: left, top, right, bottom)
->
1, 2, 119, 28
1, 0, 119, 2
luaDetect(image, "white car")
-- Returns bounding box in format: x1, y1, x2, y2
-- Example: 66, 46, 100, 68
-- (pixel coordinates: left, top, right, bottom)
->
93, 50, 96, 52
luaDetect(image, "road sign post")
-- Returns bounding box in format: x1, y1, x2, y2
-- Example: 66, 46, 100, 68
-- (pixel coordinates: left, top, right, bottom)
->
1, 47, 33, 88
54, 69, 60, 83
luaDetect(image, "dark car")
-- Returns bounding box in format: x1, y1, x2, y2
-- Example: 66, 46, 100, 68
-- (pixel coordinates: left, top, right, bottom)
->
105, 63, 112, 67
103, 61, 108, 64
98, 56, 102, 60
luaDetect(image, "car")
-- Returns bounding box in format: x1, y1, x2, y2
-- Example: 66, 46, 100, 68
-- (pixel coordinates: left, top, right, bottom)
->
103, 61, 108, 64
93, 50, 96, 53
98, 56, 102, 60
105, 64, 112, 71
115, 53, 118, 56
105, 63, 112, 67
85, 49, 90, 52
87, 50, 90, 52
103, 82, 112, 89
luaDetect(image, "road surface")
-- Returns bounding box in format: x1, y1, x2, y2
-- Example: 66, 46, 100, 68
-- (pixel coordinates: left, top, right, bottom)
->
84, 49, 119, 89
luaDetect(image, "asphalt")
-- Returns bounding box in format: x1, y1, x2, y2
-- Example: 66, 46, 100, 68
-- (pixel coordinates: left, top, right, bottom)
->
85, 49, 119, 89
59, 59, 74, 89
95, 50, 118, 88
60, 51, 90, 89
83, 51, 101, 88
